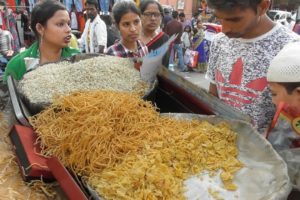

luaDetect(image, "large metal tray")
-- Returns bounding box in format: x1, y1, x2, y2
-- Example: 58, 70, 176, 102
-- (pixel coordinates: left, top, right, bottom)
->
81, 114, 291, 200
7, 75, 31, 126
9, 54, 158, 117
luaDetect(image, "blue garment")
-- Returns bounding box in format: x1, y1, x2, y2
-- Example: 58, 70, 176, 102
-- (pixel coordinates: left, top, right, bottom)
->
0, 56, 8, 74
196, 40, 207, 63
99, 0, 110, 14
0, 56, 8, 64
28, 0, 36, 12
64, 0, 83, 12
192, 31, 208, 64
169, 43, 186, 71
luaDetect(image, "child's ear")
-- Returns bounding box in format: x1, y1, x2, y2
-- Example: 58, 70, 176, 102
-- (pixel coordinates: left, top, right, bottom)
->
296, 87, 300, 95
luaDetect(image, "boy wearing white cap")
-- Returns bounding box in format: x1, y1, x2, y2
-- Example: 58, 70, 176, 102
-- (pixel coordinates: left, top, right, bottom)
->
266, 42, 300, 189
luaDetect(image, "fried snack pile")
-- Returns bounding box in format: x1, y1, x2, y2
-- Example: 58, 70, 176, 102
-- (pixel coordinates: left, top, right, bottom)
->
0, 112, 51, 200
0, 112, 8, 139
30, 91, 161, 175
30, 91, 243, 200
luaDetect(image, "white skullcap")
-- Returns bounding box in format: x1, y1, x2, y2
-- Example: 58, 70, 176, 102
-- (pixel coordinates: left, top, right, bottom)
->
267, 42, 300, 83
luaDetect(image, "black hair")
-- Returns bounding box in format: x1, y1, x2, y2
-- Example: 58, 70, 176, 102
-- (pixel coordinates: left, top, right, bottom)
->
85, 0, 99, 10
139, 0, 164, 17
184, 25, 192, 31
207, 0, 262, 12
193, 28, 198, 35
278, 82, 300, 94
31, 0, 66, 38
112, 1, 140, 25
163, 8, 170, 14
172, 10, 178, 19
179, 12, 185, 18
193, 12, 199, 17
100, 15, 113, 26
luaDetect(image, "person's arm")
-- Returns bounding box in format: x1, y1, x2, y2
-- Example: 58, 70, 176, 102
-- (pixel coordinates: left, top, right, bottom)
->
95, 19, 107, 53
5, 33, 14, 58
205, 35, 220, 97
105, 46, 114, 56
78, 21, 88, 46
98, 45, 105, 54
209, 83, 219, 98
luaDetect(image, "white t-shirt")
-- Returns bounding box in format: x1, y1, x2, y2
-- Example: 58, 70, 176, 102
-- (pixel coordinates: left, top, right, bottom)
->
80, 15, 107, 53
181, 32, 191, 48
70, 12, 78, 30
206, 24, 300, 133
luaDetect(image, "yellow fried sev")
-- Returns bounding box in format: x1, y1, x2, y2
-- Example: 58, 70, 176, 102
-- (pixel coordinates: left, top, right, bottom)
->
0, 112, 57, 199
0, 141, 50, 199
0, 112, 8, 137
208, 188, 224, 200
30, 91, 161, 175
30, 90, 243, 199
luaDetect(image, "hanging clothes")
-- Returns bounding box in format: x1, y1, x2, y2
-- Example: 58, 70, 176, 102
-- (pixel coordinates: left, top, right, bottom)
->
16, 0, 21, 6
0, 11, 6, 30
15, 0, 22, 12
78, 12, 85, 33
70, 11, 78, 30
28, 0, 36, 12
7, 9, 20, 51
99, 0, 109, 14
20, 0, 27, 9
6, 0, 17, 12
0, 12, 2, 28
64, 0, 83, 12
21, 10, 29, 47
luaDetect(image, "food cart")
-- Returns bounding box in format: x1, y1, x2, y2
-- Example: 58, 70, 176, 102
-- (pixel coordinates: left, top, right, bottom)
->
0, 55, 297, 199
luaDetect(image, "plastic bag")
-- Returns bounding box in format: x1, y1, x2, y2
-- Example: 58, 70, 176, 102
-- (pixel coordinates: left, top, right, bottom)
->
277, 148, 300, 189
266, 102, 300, 190
184, 48, 199, 68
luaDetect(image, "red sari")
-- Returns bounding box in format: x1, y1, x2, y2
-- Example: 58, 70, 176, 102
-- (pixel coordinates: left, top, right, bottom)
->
146, 31, 169, 52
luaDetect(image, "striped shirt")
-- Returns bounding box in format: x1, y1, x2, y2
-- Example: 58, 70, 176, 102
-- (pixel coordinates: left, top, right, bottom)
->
0, 30, 13, 55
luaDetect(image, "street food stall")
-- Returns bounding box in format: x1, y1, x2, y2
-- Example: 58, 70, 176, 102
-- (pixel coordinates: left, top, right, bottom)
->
0, 54, 296, 199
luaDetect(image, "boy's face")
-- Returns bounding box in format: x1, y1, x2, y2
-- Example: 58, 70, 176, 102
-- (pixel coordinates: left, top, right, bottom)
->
213, 0, 270, 39
213, 7, 260, 39
269, 83, 300, 108
85, 3, 98, 20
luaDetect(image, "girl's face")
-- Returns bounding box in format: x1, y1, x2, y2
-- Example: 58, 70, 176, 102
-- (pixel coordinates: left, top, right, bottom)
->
269, 82, 300, 108
185, 27, 191, 32
38, 10, 71, 48
141, 3, 162, 32
197, 21, 203, 29
118, 12, 141, 44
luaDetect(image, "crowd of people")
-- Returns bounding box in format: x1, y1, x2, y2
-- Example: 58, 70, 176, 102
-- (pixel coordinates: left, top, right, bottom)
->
1, 0, 216, 74
1, 0, 300, 192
